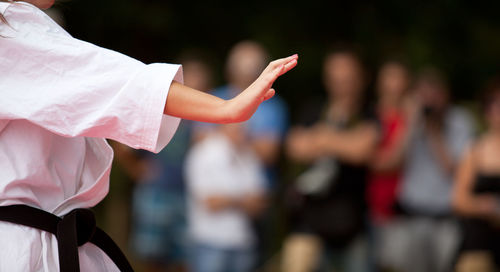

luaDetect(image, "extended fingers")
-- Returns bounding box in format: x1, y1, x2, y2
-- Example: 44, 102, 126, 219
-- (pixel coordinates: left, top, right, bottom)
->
265, 63, 285, 86
256, 54, 299, 91
265, 54, 299, 72
270, 56, 298, 81
280, 58, 298, 76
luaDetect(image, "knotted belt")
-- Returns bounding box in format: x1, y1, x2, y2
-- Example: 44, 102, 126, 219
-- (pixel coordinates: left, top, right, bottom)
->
0, 205, 134, 272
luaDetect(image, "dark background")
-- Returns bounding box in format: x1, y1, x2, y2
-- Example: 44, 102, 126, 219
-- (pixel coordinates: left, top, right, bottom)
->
57, 0, 500, 117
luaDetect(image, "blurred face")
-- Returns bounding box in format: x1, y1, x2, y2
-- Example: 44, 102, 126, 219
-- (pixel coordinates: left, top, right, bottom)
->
417, 81, 449, 113
323, 53, 364, 100
25, 0, 55, 9
226, 42, 268, 88
183, 61, 212, 92
377, 62, 409, 101
486, 91, 500, 130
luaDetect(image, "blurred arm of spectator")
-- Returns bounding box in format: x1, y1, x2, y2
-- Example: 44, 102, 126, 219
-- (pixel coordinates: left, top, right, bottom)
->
425, 120, 455, 175
371, 97, 419, 172
315, 122, 378, 164
286, 126, 324, 162
252, 137, 280, 166
453, 145, 499, 219
204, 194, 268, 218
287, 120, 378, 165
371, 128, 406, 172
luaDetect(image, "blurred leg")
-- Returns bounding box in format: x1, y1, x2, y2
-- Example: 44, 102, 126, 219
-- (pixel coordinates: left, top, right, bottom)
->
344, 235, 370, 272
433, 219, 460, 272
380, 217, 427, 272
281, 233, 322, 272
229, 248, 256, 272
374, 219, 404, 270
190, 244, 228, 272
410, 217, 435, 272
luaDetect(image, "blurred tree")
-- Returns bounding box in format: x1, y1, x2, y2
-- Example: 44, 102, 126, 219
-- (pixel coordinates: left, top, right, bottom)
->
58, 0, 500, 119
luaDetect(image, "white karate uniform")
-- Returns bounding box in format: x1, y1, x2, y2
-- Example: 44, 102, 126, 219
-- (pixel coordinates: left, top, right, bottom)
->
0, 2, 182, 271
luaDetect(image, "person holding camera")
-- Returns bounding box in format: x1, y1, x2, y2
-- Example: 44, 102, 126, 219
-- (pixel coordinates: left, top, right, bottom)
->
388, 68, 475, 272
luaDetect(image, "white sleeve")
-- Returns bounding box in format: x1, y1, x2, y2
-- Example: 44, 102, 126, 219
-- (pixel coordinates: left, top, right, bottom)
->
0, 3, 181, 153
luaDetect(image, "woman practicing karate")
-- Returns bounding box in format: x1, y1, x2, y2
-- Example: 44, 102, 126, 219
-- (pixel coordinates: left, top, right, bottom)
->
0, 0, 298, 271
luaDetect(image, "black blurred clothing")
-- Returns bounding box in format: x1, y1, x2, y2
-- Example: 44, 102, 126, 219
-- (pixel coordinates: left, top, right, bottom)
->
289, 98, 377, 247
460, 175, 500, 266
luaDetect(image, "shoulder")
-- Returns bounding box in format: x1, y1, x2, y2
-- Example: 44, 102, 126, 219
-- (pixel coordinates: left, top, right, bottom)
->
1, 1, 67, 37
3, 2, 48, 26
448, 106, 473, 124
474, 132, 496, 153
446, 106, 475, 133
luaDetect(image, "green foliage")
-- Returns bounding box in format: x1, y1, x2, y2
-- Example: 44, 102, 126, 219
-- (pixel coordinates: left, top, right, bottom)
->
59, 0, 500, 115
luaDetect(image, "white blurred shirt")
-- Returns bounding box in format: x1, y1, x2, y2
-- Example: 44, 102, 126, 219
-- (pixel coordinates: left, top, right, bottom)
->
400, 107, 474, 215
186, 133, 266, 249
0, 2, 182, 271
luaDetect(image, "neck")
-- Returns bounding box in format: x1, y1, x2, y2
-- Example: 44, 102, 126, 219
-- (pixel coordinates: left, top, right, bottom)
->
328, 96, 358, 121
378, 95, 401, 110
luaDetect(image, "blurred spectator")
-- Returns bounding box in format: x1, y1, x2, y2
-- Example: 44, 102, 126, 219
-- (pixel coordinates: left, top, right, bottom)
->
366, 61, 413, 270
192, 40, 289, 266
130, 55, 213, 272
368, 60, 411, 223
283, 47, 379, 272
386, 68, 475, 272
185, 123, 268, 272
453, 77, 500, 272
193, 40, 288, 175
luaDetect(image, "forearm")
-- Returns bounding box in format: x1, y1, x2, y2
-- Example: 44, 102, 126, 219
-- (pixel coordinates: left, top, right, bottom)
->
452, 147, 489, 217
204, 194, 267, 216
455, 194, 497, 217
286, 131, 323, 163
321, 126, 378, 165
164, 82, 234, 123
372, 130, 408, 172
253, 139, 280, 165
429, 136, 455, 174
204, 195, 237, 212
237, 194, 267, 217
324, 140, 373, 164
164, 54, 298, 124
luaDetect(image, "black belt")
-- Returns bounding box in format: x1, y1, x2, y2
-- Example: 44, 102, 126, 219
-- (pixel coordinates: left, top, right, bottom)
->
0, 205, 134, 272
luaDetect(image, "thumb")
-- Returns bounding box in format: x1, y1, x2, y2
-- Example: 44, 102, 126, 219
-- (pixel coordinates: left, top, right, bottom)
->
262, 88, 276, 101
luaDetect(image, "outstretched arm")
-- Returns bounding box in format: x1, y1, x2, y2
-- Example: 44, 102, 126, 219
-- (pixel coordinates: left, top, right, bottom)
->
164, 54, 298, 123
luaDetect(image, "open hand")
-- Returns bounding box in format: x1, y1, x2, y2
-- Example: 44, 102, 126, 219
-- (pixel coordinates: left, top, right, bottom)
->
226, 54, 298, 122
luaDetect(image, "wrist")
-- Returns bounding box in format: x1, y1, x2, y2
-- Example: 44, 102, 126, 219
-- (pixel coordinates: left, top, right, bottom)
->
215, 99, 237, 124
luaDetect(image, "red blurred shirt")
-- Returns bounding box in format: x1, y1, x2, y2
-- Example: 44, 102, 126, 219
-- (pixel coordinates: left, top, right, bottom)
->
368, 108, 407, 223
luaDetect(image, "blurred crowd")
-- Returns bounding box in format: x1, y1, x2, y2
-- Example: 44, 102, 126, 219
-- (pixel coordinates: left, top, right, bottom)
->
97, 40, 500, 272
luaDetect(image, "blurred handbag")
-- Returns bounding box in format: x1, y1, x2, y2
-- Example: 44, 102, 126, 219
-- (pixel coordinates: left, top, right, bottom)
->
295, 157, 338, 197
290, 157, 364, 245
